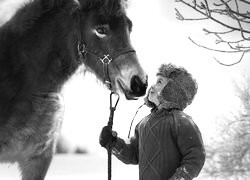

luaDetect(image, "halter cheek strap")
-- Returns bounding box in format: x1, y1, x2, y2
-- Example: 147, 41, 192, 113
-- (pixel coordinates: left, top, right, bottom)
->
78, 42, 135, 90
100, 54, 113, 89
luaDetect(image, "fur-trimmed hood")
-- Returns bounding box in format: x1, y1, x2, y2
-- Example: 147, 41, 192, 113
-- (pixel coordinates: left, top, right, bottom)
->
144, 63, 198, 110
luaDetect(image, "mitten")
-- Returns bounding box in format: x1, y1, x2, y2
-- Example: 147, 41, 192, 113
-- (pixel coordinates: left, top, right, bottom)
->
99, 126, 117, 148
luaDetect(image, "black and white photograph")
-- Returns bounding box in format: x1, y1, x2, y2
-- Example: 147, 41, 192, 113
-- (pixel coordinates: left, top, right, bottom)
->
0, 0, 249, 179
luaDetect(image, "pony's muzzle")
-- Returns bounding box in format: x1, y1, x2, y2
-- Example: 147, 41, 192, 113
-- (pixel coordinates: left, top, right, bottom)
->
130, 75, 148, 97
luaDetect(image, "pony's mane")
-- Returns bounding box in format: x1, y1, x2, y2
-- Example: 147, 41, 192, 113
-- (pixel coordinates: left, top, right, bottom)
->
9, 0, 79, 33
8, 0, 128, 34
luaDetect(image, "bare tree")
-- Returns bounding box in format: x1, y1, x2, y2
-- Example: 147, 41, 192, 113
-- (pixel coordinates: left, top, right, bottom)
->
175, 0, 250, 66
203, 75, 250, 179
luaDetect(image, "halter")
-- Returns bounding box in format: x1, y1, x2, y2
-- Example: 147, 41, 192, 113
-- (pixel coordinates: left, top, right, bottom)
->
78, 42, 135, 90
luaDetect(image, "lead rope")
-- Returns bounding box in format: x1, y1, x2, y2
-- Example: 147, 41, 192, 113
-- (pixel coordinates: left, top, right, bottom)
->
107, 92, 120, 180
127, 103, 145, 138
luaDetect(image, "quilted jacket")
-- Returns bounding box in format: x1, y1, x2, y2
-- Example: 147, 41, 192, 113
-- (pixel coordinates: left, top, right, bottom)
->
112, 106, 206, 180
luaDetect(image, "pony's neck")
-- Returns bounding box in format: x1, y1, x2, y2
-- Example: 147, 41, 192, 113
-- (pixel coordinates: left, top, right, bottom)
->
0, 0, 81, 100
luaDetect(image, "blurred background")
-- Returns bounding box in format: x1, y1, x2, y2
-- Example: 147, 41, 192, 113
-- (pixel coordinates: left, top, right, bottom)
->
0, 0, 250, 179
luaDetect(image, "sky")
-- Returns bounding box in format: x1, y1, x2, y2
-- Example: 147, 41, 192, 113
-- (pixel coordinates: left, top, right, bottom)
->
0, 0, 250, 155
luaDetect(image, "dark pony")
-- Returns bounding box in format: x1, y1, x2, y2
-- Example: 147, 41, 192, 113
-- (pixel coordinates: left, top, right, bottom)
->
0, 0, 148, 179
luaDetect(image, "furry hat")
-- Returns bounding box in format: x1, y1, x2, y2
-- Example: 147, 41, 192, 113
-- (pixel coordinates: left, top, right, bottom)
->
144, 63, 198, 110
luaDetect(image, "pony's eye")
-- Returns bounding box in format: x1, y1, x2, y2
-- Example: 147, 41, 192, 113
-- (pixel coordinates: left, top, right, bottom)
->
96, 27, 106, 34
157, 80, 162, 84
95, 25, 109, 38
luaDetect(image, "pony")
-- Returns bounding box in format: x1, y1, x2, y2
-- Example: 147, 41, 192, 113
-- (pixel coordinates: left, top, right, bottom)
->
0, 0, 148, 179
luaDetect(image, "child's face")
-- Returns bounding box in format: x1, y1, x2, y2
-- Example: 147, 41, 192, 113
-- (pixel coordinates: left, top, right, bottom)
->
148, 75, 169, 106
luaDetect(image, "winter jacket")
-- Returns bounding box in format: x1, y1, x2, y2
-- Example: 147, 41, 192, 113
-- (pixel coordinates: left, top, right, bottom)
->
112, 106, 206, 180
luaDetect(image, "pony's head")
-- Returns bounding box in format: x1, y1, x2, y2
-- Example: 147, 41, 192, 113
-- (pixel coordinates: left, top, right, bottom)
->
0, 0, 147, 100
77, 0, 148, 99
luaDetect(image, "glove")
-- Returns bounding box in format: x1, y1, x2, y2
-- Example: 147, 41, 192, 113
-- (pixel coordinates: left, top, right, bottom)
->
99, 126, 117, 148
168, 167, 192, 180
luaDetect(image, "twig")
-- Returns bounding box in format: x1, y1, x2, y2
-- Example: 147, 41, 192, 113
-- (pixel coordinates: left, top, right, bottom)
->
238, 0, 250, 4
175, 8, 208, 20
188, 37, 241, 53
203, 28, 235, 35
213, 52, 245, 66
204, 0, 211, 17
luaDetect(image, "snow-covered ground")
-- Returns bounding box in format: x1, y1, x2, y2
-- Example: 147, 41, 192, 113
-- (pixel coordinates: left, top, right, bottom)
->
0, 154, 139, 180
0, 154, 212, 180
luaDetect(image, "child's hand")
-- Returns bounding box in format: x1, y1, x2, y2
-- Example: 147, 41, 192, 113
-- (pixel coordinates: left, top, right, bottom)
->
99, 126, 117, 148
169, 177, 184, 180
168, 177, 185, 180
168, 167, 192, 180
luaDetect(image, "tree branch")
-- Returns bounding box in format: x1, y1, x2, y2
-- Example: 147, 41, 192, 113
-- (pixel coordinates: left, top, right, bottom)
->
176, 0, 250, 66
176, 0, 250, 34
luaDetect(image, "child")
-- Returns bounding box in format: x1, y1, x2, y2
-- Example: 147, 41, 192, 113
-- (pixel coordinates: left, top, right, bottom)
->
100, 63, 206, 180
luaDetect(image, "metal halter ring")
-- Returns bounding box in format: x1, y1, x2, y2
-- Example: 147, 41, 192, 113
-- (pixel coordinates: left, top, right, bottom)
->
77, 43, 85, 54
100, 54, 112, 64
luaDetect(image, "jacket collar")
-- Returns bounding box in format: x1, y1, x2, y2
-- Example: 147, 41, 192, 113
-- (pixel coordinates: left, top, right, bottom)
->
150, 100, 181, 113
157, 95, 182, 110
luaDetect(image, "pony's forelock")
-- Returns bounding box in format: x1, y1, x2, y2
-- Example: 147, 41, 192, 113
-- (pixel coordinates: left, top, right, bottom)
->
79, 0, 128, 16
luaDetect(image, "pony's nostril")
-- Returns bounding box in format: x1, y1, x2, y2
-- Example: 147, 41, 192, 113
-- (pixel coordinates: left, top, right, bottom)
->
131, 75, 147, 97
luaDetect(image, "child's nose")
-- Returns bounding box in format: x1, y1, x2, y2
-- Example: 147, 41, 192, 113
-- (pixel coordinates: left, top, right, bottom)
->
149, 86, 155, 92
